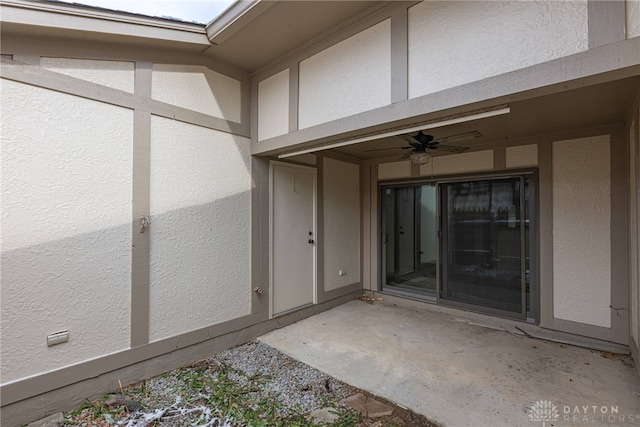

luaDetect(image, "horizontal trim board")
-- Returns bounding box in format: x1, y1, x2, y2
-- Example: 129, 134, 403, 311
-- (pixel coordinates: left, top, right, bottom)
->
547, 317, 616, 344
278, 107, 510, 158
1, 311, 263, 405
0, 58, 250, 137
0, 34, 249, 82
252, 37, 640, 156
1, 290, 360, 426
318, 282, 362, 304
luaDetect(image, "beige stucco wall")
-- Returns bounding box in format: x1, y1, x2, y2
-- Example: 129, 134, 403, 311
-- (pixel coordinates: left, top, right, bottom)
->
628, 0, 640, 39
378, 161, 411, 180
298, 19, 391, 129
407, 1, 588, 98
552, 135, 611, 328
323, 158, 360, 291
1, 80, 133, 382
258, 68, 289, 141
420, 150, 494, 176
41, 57, 135, 92
506, 144, 538, 168
148, 116, 252, 342
152, 64, 242, 122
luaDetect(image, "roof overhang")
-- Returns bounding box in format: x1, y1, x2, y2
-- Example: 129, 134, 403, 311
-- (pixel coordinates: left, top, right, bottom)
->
203, 0, 395, 73
0, 0, 210, 52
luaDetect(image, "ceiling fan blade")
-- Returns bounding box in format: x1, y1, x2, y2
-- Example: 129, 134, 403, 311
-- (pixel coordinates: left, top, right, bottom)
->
400, 134, 419, 145
363, 146, 412, 153
433, 144, 469, 153
436, 130, 483, 144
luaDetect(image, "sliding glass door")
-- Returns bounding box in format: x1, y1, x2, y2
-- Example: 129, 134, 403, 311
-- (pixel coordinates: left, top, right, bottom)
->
382, 184, 437, 297
440, 178, 526, 317
381, 175, 532, 320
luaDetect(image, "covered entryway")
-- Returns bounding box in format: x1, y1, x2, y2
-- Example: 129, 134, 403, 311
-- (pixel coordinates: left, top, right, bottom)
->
270, 162, 317, 316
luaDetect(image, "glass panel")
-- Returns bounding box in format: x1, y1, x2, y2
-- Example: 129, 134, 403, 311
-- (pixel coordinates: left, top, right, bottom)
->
383, 185, 437, 296
443, 179, 522, 314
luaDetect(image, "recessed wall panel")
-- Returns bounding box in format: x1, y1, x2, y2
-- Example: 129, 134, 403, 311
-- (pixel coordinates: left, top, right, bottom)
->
299, 20, 391, 129
152, 64, 241, 122
258, 69, 289, 141
41, 57, 135, 92
149, 116, 251, 342
408, 1, 588, 98
553, 136, 611, 328
323, 158, 360, 291
1, 80, 132, 383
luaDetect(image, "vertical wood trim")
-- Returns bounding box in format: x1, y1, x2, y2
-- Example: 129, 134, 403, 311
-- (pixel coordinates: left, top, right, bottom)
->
610, 126, 630, 344
135, 61, 152, 98
361, 162, 373, 290
390, 7, 408, 104
241, 77, 251, 130
316, 156, 325, 298
289, 63, 300, 133
588, 0, 626, 49
130, 61, 152, 348
493, 148, 506, 170
250, 78, 259, 142
538, 142, 554, 328
251, 157, 270, 314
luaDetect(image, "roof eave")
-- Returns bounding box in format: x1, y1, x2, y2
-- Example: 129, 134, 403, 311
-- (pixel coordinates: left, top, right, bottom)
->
0, 0, 210, 48
205, 0, 277, 45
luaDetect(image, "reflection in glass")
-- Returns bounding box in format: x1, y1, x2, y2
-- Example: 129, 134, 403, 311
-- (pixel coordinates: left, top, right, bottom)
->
383, 185, 437, 296
443, 179, 523, 313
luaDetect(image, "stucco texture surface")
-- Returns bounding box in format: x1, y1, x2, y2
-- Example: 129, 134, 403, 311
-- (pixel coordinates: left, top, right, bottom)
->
628, 0, 640, 39
1, 80, 133, 383
553, 136, 611, 328
408, 0, 588, 98
258, 68, 289, 141
299, 19, 391, 129
506, 144, 538, 168
323, 158, 360, 291
40, 57, 135, 93
152, 64, 242, 123
420, 150, 494, 176
148, 117, 251, 342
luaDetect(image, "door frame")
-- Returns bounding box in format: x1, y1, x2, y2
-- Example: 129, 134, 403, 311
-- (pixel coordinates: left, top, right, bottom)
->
269, 161, 318, 319
378, 169, 539, 322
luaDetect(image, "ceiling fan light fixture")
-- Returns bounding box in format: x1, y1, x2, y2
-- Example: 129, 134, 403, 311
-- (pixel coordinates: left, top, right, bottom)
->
409, 151, 431, 165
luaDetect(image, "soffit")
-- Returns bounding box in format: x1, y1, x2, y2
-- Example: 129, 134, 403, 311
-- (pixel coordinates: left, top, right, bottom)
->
205, 1, 390, 73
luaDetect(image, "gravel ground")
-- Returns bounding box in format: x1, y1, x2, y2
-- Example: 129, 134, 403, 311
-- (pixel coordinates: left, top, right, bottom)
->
63, 340, 436, 427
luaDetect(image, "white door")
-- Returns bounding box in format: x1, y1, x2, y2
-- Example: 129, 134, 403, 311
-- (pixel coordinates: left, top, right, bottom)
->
271, 163, 316, 316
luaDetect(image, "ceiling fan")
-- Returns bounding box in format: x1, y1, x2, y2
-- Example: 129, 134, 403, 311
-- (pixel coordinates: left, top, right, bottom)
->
366, 130, 478, 165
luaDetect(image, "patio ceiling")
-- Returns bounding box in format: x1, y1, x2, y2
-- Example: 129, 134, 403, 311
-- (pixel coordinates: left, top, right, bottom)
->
330, 75, 640, 161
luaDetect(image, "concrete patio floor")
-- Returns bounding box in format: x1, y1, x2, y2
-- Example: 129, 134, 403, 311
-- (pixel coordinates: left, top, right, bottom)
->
259, 297, 640, 427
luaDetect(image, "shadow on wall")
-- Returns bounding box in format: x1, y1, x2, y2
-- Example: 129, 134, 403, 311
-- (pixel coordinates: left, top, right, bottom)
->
0, 189, 252, 385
